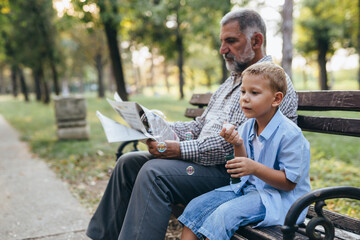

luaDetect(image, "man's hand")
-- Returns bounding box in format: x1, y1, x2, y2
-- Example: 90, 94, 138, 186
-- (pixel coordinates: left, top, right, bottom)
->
146, 139, 181, 159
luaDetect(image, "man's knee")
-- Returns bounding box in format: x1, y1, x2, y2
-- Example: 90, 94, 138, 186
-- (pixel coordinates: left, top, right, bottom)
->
113, 151, 151, 181
136, 159, 163, 181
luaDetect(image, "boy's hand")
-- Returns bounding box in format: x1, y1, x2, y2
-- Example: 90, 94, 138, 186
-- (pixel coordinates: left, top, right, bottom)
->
225, 157, 258, 177
220, 123, 243, 146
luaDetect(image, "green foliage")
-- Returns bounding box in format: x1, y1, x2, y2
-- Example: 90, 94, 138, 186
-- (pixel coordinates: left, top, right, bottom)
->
3, 0, 59, 69
295, 0, 356, 58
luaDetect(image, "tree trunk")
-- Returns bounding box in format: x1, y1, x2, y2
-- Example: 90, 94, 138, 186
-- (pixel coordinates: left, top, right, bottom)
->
358, 0, 360, 89
37, 66, 50, 104
149, 50, 154, 90
0, 65, 5, 94
176, 21, 184, 99
33, 68, 42, 101
163, 61, 170, 93
95, 53, 105, 98
31, 3, 60, 96
42, 78, 50, 104
204, 69, 212, 89
50, 61, 60, 95
220, 56, 228, 83
318, 43, 328, 90
11, 65, 18, 98
99, 0, 128, 101
281, 0, 293, 79
18, 68, 29, 102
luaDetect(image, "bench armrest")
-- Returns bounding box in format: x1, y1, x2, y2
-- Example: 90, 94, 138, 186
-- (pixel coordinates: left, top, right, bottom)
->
281, 186, 360, 240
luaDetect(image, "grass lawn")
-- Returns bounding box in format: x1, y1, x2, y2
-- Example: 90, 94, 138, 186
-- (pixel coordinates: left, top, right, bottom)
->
0, 93, 359, 219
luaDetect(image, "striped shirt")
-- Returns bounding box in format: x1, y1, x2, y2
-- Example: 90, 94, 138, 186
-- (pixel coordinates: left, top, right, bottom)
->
170, 56, 298, 166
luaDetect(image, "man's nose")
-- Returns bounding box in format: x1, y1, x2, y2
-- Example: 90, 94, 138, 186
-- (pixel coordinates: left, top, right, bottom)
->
220, 42, 229, 55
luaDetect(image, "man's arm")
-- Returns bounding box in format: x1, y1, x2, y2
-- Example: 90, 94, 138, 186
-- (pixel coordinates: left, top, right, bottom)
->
279, 73, 298, 122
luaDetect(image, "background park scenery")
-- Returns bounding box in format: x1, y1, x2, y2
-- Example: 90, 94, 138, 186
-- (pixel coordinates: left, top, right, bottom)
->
0, 0, 359, 220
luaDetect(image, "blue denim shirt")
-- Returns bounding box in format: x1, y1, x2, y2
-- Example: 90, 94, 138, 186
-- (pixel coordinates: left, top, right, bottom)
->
217, 110, 311, 227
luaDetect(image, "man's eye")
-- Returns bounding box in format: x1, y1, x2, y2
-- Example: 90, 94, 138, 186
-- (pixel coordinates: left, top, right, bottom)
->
226, 39, 236, 44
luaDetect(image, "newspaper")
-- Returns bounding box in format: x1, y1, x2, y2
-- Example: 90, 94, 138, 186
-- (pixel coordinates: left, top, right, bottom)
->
96, 93, 179, 143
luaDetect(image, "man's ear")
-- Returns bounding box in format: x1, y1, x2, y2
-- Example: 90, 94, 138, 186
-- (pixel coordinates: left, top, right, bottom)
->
272, 92, 284, 108
251, 33, 263, 50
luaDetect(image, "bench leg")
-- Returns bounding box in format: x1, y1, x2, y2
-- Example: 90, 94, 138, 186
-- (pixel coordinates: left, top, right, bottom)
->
116, 140, 139, 160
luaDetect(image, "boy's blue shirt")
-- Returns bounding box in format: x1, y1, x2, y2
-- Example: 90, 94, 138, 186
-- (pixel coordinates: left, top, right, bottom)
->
216, 109, 311, 227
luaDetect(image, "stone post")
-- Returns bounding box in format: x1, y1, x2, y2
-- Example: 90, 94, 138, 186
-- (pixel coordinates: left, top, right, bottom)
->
54, 96, 90, 140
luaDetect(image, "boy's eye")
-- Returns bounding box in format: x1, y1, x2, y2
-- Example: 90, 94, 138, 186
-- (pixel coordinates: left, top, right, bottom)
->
241, 90, 246, 94
252, 91, 258, 95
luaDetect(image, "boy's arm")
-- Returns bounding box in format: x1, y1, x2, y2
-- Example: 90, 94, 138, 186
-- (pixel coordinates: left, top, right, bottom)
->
226, 158, 296, 191
251, 162, 296, 191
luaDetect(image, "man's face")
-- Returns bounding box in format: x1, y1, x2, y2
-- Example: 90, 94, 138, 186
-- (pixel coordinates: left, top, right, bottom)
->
219, 21, 255, 73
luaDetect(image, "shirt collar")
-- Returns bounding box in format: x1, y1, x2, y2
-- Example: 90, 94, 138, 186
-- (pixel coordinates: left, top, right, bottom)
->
248, 109, 283, 142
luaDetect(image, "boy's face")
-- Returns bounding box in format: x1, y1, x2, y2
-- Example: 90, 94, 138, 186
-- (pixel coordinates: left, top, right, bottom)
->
240, 74, 279, 121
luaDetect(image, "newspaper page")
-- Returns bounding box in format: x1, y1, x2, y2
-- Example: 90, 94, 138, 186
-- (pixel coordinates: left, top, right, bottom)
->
97, 93, 178, 143
96, 111, 149, 142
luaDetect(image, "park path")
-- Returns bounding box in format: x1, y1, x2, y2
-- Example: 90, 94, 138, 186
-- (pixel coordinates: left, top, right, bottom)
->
0, 114, 91, 240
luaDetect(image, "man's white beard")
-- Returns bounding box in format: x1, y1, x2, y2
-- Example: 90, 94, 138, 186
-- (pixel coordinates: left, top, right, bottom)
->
226, 43, 255, 73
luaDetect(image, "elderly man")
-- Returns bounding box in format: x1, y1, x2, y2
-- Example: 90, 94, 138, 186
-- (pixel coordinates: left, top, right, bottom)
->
86, 8, 297, 240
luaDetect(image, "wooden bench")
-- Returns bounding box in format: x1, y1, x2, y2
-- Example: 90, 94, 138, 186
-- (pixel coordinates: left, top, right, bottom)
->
116, 90, 360, 239
185, 90, 360, 240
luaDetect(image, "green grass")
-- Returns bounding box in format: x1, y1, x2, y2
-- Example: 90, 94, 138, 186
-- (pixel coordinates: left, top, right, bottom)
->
0, 93, 359, 218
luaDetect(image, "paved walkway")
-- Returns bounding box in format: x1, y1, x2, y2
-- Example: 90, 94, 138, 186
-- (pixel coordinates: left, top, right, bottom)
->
0, 114, 91, 240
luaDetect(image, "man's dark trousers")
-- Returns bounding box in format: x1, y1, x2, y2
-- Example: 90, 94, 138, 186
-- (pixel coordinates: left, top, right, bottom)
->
86, 151, 229, 240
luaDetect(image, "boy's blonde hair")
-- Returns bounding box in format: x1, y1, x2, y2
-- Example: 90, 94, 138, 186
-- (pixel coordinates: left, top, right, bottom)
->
241, 62, 287, 96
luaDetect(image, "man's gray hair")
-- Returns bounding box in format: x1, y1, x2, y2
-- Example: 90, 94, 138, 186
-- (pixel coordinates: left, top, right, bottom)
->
220, 8, 267, 47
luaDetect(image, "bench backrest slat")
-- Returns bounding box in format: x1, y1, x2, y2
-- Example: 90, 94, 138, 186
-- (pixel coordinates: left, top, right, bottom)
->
185, 91, 360, 137
189, 93, 212, 107
297, 91, 360, 111
298, 115, 360, 137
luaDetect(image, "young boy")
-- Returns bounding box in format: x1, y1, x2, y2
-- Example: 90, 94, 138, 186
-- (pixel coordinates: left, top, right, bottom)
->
178, 62, 311, 240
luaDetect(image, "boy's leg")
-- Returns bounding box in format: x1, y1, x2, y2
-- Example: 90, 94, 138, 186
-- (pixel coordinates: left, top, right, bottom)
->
180, 226, 199, 240
86, 151, 153, 240
178, 190, 237, 239
118, 159, 229, 240
199, 185, 266, 240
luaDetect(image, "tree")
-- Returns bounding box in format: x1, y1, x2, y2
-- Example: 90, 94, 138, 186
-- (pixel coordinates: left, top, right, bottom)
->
296, 0, 355, 90
357, 0, 360, 89
281, 0, 293, 79
130, 0, 235, 98
69, 1, 109, 98
98, 0, 128, 100
2, 0, 61, 103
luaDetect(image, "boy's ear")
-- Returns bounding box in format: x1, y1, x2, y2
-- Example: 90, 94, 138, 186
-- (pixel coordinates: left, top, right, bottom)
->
272, 92, 283, 108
